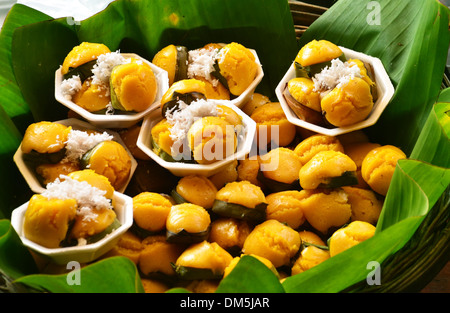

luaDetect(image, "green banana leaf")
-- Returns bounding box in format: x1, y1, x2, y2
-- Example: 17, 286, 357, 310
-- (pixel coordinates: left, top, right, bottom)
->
0, 0, 449, 294
0, 219, 37, 280
0, 4, 51, 132
0, 4, 52, 219
215, 255, 285, 293
15, 256, 144, 293
0, 104, 31, 220
410, 95, 450, 168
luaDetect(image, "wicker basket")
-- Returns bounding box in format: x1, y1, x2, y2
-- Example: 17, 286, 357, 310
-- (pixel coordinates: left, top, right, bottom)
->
350, 186, 450, 292
289, 0, 328, 39
289, 0, 450, 293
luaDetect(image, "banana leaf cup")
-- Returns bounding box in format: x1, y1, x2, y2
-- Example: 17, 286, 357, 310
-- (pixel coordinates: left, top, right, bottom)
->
54, 53, 169, 129
13, 118, 137, 194
136, 100, 256, 177
276, 46, 394, 137
10, 191, 134, 265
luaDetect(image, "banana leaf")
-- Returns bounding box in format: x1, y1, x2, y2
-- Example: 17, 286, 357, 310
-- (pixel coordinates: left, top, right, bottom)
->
0, 0, 449, 294
14, 256, 144, 293
0, 4, 51, 132
215, 255, 285, 293
0, 219, 37, 281
0, 104, 32, 220
0, 4, 52, 219
410, 93, 450, 168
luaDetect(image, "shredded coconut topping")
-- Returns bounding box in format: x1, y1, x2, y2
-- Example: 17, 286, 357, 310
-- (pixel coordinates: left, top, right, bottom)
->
165, 99, 218, 155
215, 48, 227, 65
64, 129, 113, 162
60, 75, 82, 100
187, 47, 220, 86
42, 175, 112, 215
91, 51, 129, 87
312, 58, 362, 92
60, 51, 129, 100
77, 206, 99, 222
105, 102, 115, 115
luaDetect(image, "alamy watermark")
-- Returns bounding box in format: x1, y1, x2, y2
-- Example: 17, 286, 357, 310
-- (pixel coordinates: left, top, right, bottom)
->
366, 261, 381, 285
367, 1, 381, 26
169, 123, 281, 171
65, 259, 381, 287
66, 261, 81, 286
66, 17, 81, 26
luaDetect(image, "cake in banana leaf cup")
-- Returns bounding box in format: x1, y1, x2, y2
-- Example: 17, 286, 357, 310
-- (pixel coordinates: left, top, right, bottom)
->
276, 43, 394, 137
13, 118, 137, 194
136, 99, 256, 177
152, 42, 264, 109
10, 171, 134, 265
55, 48, 169, 129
